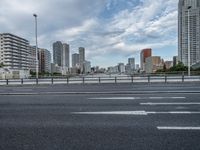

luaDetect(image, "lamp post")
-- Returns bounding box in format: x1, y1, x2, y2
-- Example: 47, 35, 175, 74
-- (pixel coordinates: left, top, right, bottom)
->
188, 6, 191, 76
33, 14, 38, 79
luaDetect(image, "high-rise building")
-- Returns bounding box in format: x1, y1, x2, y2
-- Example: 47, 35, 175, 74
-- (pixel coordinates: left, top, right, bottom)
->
79, 47, 85, 64
178, 0, 200, 66
72, 53, 79, 68
0, 33, 30, 70
140, 48, 152, 71
39, 48, 51, 73
79, 47, 85, 73
53, 41, 63, 66
62, 43, 70, 68
128, 58, 135, 70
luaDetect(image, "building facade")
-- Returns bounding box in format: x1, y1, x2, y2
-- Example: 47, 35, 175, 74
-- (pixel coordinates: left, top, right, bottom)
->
39, 48, 51, 73
29, 46, 37, 72
83, 60, 91, 74
62, 43, 70, 68
145, 56, 163, 73
53, 41, 63, 66
128, 58, 135, 70
140, 48, 152, 71
72, 53, 80, 68
178, 0, 200, 66
79, 47, 85, 73
0, 33, 30, 70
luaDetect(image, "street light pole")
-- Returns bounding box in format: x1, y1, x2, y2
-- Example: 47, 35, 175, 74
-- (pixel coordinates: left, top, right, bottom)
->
33, 14, 38, 79
188, 6, 191, 76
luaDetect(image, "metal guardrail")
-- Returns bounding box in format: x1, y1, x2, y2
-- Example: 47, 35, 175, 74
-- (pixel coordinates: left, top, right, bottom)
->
0, 75, 200, 86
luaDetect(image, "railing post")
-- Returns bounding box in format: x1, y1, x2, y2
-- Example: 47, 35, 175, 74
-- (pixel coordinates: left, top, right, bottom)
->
99, 77, 101, 83
182, 74, 184, 82
115, 77, 117, 83
131, 76, 133, 83
67, 77, 69, 84
148, 75, 150, 83
165, 75, 167, 83
21, 78, 23, 85
6, 79, 8, 85
51, 77, 54, 84
83, 77, 85, 84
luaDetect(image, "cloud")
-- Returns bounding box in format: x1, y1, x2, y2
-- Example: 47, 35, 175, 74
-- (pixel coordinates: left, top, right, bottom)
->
0, 0, 179, 67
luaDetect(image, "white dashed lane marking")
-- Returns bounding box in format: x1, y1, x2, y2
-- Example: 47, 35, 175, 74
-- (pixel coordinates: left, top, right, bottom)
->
88, 97, 186, 100
157, 127, 200, 130
140, 102, 200, 105
71, 111, 200, 115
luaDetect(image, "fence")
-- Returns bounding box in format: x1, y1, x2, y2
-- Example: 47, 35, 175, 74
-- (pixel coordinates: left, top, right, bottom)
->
0, 75, 200, 86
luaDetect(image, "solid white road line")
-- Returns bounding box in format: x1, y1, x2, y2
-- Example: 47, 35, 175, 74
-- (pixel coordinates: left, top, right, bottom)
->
89, 97, 186, 100
71, 111, 200, 115
157, 127, 200, 130
71, 111, 148, 115
140, 102, 200, 105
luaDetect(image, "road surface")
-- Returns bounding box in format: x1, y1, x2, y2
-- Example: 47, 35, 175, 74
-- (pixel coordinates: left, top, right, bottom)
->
0, 83, 200, 150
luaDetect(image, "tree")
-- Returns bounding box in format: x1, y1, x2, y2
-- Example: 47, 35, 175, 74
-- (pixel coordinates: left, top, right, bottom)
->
169, 61, 188, 72
0, 63, 4, 68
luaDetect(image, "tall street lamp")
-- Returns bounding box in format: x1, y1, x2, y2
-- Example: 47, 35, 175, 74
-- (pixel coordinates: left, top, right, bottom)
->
33, 14, 38, 79
188, 6, 192, 76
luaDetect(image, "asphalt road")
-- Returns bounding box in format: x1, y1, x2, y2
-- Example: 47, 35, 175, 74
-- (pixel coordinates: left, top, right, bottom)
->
0, 83, 200, 150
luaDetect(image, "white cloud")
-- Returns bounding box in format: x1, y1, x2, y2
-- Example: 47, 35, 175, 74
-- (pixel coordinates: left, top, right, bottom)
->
0, 0, 179, 67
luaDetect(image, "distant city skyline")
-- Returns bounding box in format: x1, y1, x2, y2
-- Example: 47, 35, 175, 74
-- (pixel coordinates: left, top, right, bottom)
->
0, 0, 178, 67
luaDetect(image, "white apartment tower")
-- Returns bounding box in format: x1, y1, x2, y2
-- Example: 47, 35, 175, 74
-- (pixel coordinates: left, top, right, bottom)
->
0, 33, 30, 70
178, 0, 200, 66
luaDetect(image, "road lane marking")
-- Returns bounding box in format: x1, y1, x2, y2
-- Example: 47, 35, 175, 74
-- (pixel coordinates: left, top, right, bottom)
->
71, 111, 200, 115
71, 111, 148, 115
140, 102, 200, 105
89, 97, 186, 100
149, 97, 185, 99
157, 127, 200, 130
88, 97, 139, 100
147, 111, 200, 114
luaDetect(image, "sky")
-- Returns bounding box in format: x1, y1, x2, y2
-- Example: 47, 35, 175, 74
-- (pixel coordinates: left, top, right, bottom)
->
0, 0, 178, 68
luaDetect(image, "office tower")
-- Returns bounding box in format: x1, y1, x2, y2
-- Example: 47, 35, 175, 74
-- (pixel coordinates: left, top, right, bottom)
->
79, 47, 85, 73
38, 48, 51, 73
140, 48, 152, 71
62, 43, 70, 68
79, 47, 85, 64
128, 58, 135, 70
53, 41, 63, 66
72, 53, 80, 68
0, 33, 30, 70
178, 0, 200, 66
